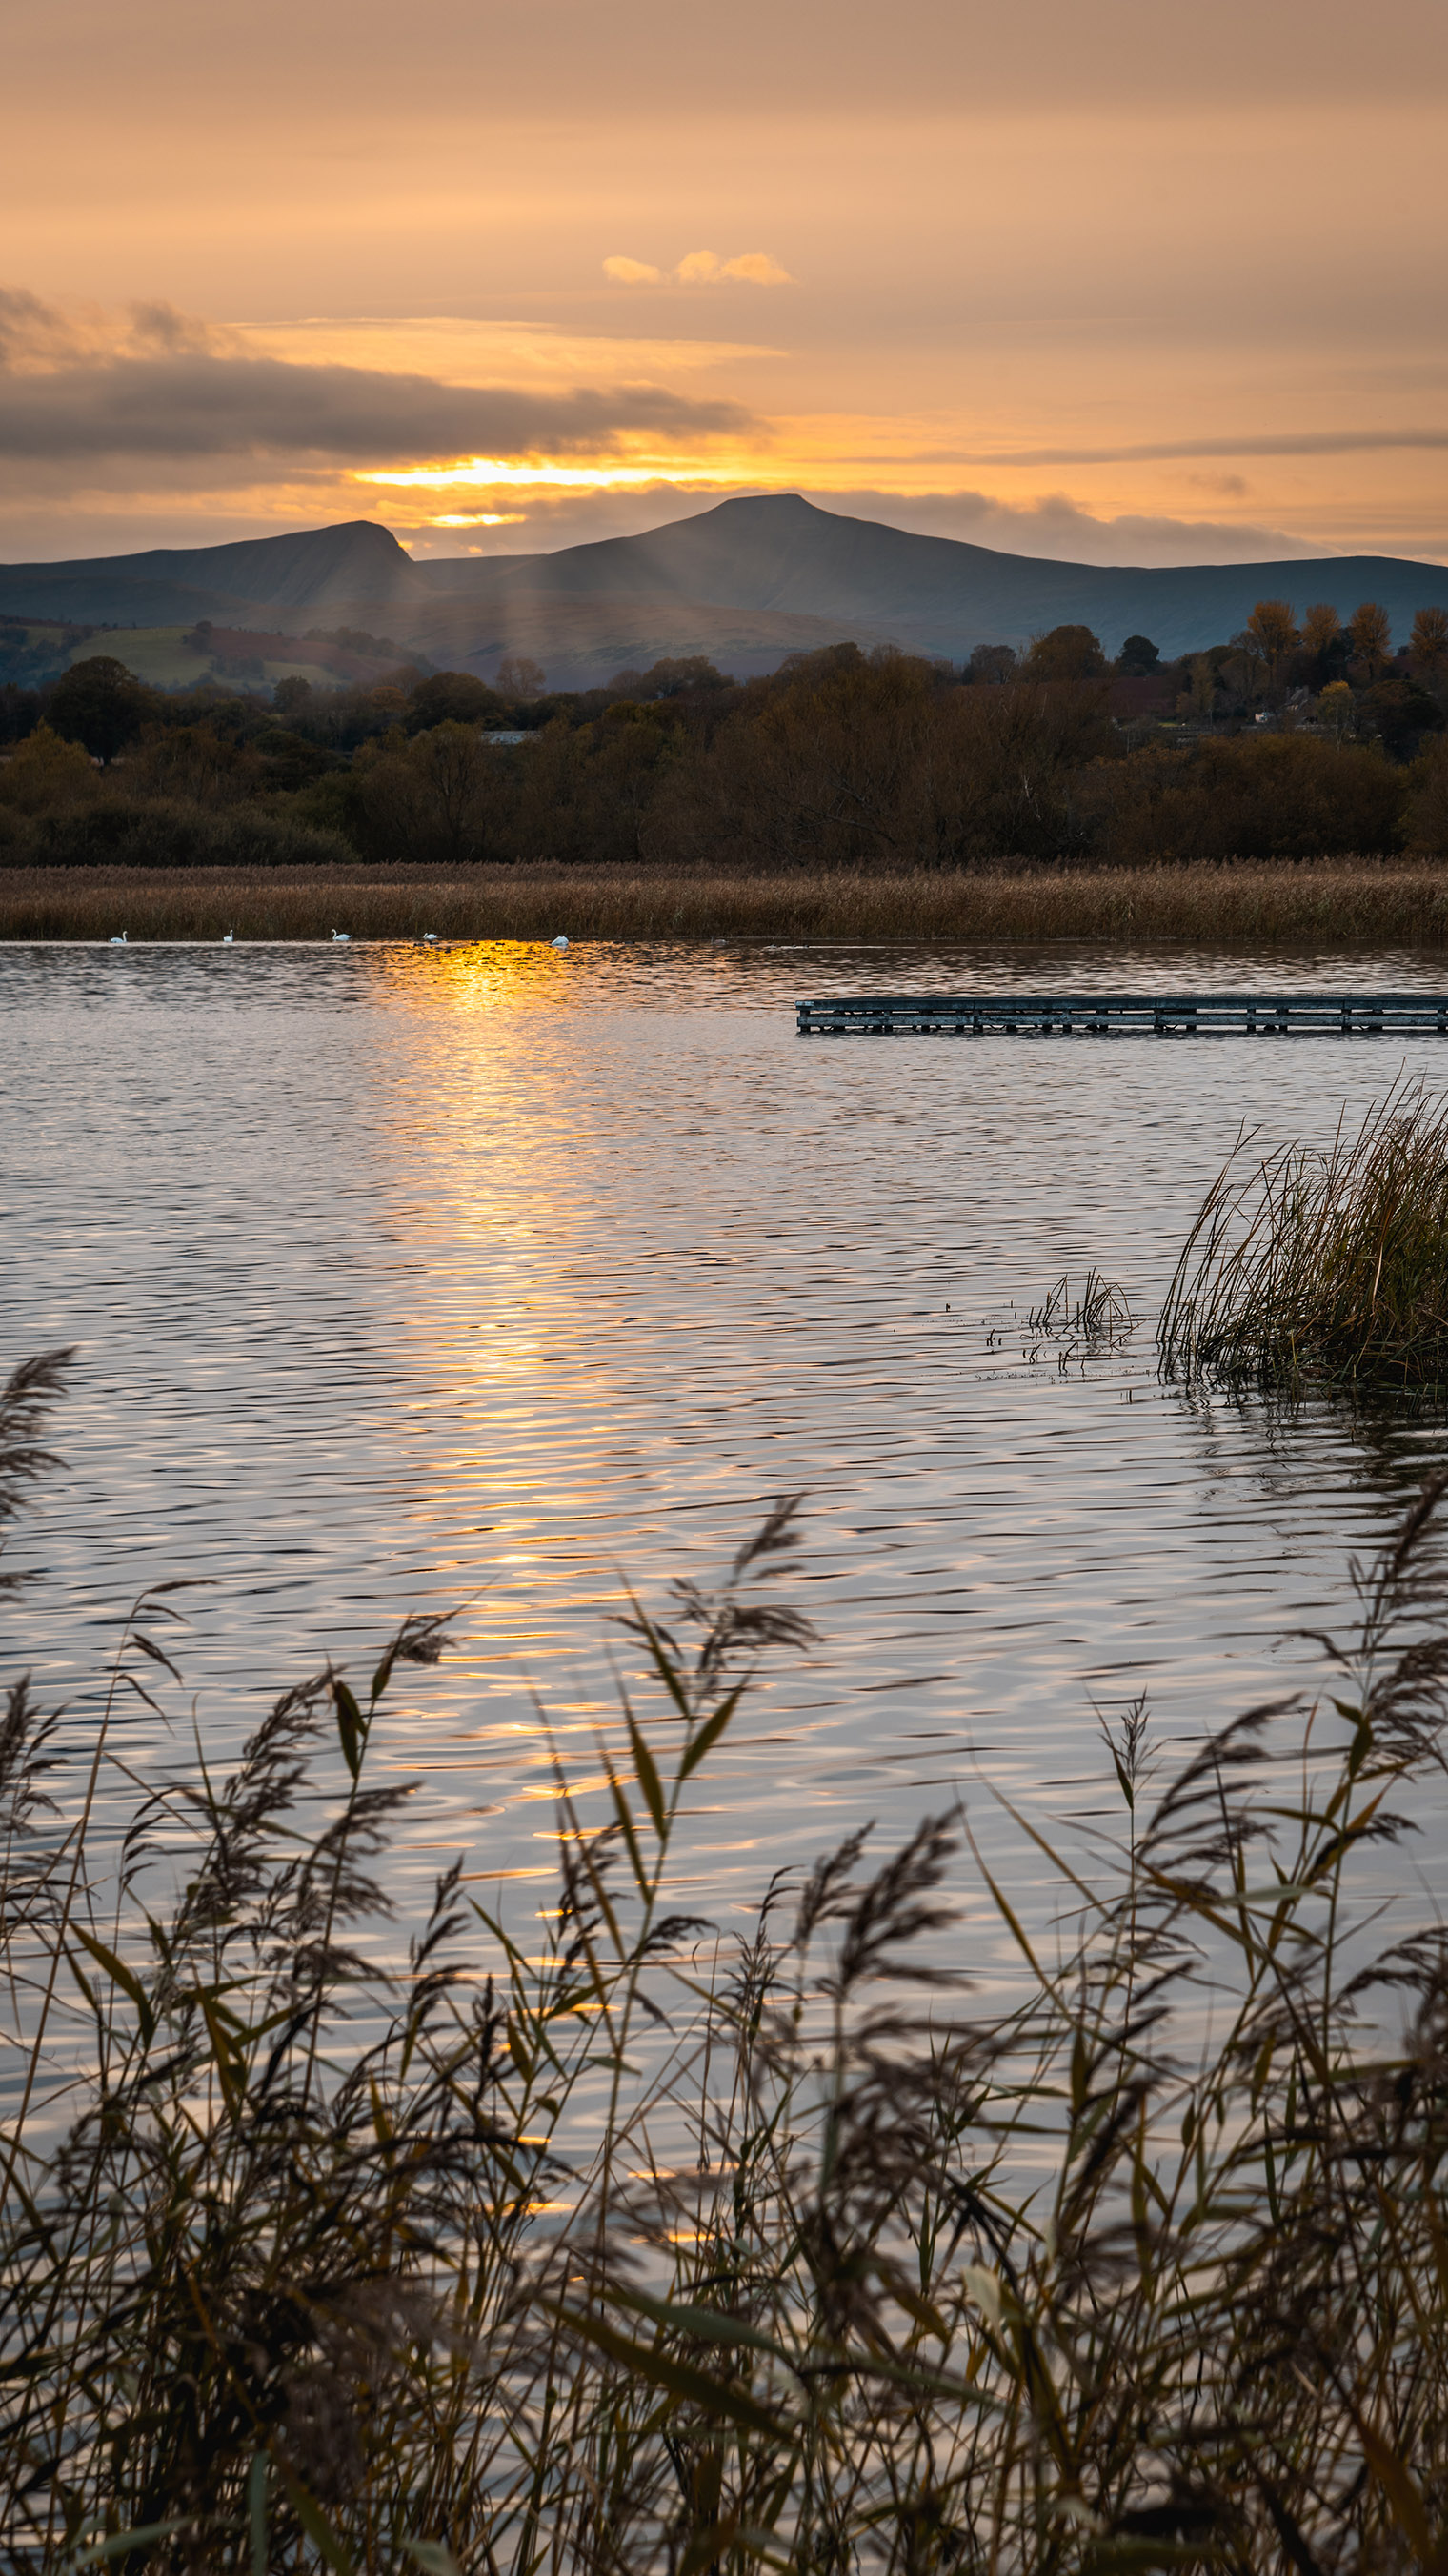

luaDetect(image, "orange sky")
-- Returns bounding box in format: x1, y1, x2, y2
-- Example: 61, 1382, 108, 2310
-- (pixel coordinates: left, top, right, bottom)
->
4, 0, 1446, 567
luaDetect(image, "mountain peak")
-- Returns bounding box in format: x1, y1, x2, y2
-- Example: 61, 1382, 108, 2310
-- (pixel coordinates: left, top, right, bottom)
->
707, 492, 817, 515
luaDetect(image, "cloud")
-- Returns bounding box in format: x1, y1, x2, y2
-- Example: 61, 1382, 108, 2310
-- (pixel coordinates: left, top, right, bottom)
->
801, 487, 1321, 567
0, 287, 87, 369
948, 429, 1448, 468
604, 250, 793, 287
0, 288, 240, 372
0, 288, 754, 472
714, 252, 793, 284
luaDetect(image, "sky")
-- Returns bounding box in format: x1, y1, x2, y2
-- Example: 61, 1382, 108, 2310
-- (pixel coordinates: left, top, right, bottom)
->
4, 0, 1446, 571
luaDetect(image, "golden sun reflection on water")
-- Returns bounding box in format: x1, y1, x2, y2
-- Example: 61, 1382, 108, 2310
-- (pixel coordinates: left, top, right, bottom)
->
364, 937, 580, 1015
358, 938, 665, 1887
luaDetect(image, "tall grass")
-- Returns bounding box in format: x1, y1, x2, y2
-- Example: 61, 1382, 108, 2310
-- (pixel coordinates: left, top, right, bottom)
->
6, 857, 1448, 946
1160, 1077, 1448, 1386
9, 1355, 1448, 2569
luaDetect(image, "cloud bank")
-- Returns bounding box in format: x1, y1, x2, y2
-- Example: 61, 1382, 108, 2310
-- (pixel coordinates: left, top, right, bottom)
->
0, 289, 753, 475
812, 488, 1322, 567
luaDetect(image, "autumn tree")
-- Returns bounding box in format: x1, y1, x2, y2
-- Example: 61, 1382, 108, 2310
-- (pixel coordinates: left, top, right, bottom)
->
1077, 733, 1405, 861
1298, 601, 1351, 687
1300, 602, 1342, 657
607, 656, 730, 699
1410, 606, 1448, 671
354, 719, 500, 864
506, 706, 675, 863
1348, 600, 1392, 675
1246, 599, 1298, 656
1020, 625, 1107, 681
1223, 633, 1267, 706
1115, 634, 1160, 674
1245, 598, 1299, 693
0, 683, 42, 747
126, 721, 256, 806
1359, 674, 1444, 758
967, 643, 1018, 685
651, 646, 1112, 869
405, 670, 504, 732
1178, 655, 1220, 721
46, 656, 161, 762
0, 721, 99, 814
495, 654, 546, 701
1319, 680, 1356, 742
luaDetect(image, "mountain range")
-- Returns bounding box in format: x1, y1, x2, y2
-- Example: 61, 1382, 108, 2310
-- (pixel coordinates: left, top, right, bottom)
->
5, 495, 1448, 685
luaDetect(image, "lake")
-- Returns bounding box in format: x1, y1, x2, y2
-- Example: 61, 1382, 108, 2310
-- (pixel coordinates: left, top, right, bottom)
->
6, 937, 1448, 1982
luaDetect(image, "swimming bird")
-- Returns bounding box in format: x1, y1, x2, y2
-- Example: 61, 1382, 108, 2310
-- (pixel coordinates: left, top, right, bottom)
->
422, 931, 439, 944
332, 929, 352, 942
551, 934, 570, 950
109, 933, 128, 945
221, 929, 234, 944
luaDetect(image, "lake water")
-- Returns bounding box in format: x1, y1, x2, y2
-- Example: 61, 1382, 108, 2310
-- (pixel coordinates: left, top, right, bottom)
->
6, 938, 1448, 1982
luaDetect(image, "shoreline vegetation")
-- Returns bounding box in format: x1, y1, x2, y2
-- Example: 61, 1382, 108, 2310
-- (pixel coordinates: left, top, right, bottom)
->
9, 1357, 1448, 2568
7, 855, 1448, 947
6, 633, 1448, 928
1160, 1077, 1448, 1388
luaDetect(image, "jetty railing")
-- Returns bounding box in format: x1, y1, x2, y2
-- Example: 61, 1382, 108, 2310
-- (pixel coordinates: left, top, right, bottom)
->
795, 993, 1448, 1037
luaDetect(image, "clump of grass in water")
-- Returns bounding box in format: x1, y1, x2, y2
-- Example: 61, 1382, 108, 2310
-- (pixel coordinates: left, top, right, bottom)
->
1160, 1075, 1448, 1390
9, 1355, 1448, 2567
1026, 1269, 1134, 1370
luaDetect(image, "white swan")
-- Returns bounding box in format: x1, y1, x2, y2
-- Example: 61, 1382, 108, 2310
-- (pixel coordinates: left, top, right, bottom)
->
332, 929, 352, 942
551, 934, 570, 950
221, 929, 234, 944
109, 933, 127, 945
422, 931, 439, 944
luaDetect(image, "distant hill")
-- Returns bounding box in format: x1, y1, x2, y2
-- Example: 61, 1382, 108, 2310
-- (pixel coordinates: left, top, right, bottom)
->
421, 495, 1448, 666
4, 495, 1447, 685
0, 520, 430, 634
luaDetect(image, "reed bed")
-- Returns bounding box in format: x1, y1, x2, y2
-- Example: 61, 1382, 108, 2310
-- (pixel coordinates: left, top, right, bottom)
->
6, 856, 1448, 947
9, 1353, 1448, 2572
1160, 1077, 1448, 1387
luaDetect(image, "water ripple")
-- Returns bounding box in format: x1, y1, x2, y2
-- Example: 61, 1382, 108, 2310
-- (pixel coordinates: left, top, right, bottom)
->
5, 937, 1448, 1968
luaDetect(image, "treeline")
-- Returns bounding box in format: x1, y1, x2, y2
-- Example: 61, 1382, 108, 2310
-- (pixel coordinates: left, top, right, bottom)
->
4, 609, 1448, 872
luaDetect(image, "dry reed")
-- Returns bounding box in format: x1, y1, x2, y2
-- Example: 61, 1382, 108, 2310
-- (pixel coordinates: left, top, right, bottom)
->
6, 857, 1448, 946
9, 1358, 1448, 2570
1160, 1077, 1448, 1386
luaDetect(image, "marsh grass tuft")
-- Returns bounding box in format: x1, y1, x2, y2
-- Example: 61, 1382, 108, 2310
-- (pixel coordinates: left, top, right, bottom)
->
8, 1364, 1448, 2567
1161, 1077, 1448, 1387
1027, 1272, 1135, 1370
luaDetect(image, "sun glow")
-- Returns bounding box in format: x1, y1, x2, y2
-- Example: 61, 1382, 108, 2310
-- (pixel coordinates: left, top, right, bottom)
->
361, 455, 751, 492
